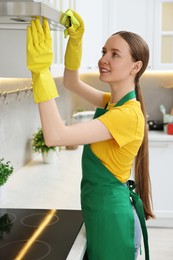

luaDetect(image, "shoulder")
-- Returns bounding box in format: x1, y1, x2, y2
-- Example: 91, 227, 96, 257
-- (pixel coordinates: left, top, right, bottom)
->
98, 101, 144, 146
105, 100, 143, 120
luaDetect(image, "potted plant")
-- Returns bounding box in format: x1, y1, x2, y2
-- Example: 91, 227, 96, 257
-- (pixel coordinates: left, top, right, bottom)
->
0, 158, 14, 187
32, 128, 58, 163
0, 158, 14, 202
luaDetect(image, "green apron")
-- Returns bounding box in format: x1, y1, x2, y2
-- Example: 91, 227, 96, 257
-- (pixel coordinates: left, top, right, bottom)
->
81, 91, 149, 260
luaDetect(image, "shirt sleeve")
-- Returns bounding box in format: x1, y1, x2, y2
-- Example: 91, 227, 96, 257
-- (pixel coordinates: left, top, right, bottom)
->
98, 105, 139, 147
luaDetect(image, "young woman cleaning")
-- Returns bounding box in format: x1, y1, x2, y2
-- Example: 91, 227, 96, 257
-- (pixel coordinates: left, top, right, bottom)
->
26, 10, 154, 260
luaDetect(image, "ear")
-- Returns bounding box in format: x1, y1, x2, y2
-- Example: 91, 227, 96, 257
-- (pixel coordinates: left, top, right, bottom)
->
131, 61, 143, 75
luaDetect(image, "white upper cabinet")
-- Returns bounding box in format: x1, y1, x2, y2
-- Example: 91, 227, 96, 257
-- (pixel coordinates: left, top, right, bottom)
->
75, 0, 105, 71
0, 0, 172, 77
68, 0, 154, 70
72, 0, 173, 71
107, 0, 154, 69
153, 0, 173, 69
61, 0, 154, 71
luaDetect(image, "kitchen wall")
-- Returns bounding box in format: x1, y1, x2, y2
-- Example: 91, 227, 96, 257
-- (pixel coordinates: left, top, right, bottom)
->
0, 77, 76, 172
78, 71, 173, 120
0, 71, 173, 172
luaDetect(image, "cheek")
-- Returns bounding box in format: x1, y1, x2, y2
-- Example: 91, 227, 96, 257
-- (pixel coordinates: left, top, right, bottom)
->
116, 60, 133, 71
98, 58, 102, 67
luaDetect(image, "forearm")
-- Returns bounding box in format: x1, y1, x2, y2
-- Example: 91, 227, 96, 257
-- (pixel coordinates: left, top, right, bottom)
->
38, 99, 66, 147
38, 99, 112, 147
63, 68, 81, 92
63, 68, 105, 107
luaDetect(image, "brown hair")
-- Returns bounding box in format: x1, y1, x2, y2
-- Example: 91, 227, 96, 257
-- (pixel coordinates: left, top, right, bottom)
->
113, 31, 155, 219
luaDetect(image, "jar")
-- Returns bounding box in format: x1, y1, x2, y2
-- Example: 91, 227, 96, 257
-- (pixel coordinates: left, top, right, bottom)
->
167, 123, 173, 135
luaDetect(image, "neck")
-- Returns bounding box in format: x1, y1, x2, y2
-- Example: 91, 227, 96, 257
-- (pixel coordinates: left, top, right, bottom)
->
110, 85, 136, 103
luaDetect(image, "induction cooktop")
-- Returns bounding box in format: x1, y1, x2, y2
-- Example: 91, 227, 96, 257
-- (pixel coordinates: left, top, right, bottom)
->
0, 208, 83, 260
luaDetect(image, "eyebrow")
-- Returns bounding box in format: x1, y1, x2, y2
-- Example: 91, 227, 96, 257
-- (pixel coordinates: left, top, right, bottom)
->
102, 47, 121, 53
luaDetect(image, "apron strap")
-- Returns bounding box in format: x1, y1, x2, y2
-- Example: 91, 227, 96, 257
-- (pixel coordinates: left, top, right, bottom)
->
104, 90, 136, 109
127, 180, 150, 260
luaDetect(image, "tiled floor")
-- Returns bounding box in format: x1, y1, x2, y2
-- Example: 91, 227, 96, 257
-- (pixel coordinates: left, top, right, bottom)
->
1, 146, 173, 259
139, 227, 173, 259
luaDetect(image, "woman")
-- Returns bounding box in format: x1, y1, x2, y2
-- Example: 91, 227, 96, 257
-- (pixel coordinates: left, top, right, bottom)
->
26, 10, 154, 260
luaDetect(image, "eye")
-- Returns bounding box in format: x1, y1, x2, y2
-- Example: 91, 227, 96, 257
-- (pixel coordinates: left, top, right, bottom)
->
112, 52, 118, 58
101, 50, 106, 56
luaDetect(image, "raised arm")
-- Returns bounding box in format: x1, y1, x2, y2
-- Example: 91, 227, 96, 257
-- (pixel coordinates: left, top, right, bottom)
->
64, 69, 105, 108
26, 16, 112, 147
61, 10, 105, 108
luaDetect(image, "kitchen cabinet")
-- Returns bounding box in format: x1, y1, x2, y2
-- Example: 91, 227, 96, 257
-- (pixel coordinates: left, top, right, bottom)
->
63, 0, 154, 70
113, 0, 173, 70
51, 0, 152, 73
148, 131, 173, 218
153, 0, 173, 69
1, 0, 172, 77
69, 0, 173, 70
55, 0, 157, 71
107, 0, 154, 69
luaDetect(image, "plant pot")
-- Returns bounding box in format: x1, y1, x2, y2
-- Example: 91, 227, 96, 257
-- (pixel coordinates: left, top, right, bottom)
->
42, 149, 58, 164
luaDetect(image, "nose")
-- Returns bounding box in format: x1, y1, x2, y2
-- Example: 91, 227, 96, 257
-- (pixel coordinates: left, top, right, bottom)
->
100, 57, 108, 65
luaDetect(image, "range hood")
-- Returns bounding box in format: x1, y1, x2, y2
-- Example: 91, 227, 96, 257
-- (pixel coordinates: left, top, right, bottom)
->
0, 0, 65, 30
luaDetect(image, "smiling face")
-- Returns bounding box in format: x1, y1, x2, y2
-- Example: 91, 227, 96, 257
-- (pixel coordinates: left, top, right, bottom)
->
98, 34, 142, 87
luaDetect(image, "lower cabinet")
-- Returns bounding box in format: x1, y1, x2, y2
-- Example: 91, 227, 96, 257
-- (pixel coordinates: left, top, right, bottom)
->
149, 140, 173, 218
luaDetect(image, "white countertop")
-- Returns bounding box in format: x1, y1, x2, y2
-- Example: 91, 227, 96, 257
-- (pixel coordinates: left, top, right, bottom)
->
148, 130, 173, 142
1, 146, 84, 209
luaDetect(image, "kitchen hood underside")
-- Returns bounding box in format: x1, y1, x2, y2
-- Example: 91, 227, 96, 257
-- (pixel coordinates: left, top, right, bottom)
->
0, 0, 64, 30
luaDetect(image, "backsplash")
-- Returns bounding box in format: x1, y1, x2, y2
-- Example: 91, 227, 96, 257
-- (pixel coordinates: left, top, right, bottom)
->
0, 71, 173, 171
79, 71, 173, 121
0, 80, 39, 172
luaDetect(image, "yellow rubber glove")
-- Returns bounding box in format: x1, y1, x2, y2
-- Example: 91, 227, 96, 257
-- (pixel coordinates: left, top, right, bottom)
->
60, 9, 84, 70
27, 18, 59, 103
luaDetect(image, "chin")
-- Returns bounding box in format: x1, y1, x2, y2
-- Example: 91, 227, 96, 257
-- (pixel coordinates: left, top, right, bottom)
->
99, 74, 109, 83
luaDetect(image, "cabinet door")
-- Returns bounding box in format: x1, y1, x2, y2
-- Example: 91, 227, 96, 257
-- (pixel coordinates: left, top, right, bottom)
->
111, 0, 154, 69
75, 0, 104, 71
73, 0, 153, 70
149, 141, 173, 218
153, 0, 173, 69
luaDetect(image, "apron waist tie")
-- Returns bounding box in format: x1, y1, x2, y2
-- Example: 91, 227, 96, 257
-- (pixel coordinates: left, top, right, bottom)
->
127, 180, 149, 260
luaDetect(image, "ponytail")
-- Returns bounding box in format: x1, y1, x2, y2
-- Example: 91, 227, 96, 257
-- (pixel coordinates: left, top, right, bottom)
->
135, 82, 155, 219
114, 30, 155, 219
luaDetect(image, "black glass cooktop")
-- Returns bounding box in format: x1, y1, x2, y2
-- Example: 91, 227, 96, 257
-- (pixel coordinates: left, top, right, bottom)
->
0, 208, 83, 260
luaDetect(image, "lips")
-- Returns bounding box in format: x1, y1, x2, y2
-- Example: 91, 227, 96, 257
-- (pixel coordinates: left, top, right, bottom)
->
99, 67, 111, 73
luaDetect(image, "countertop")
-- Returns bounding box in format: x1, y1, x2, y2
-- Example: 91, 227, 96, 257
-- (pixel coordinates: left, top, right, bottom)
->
148, 130, 173, 142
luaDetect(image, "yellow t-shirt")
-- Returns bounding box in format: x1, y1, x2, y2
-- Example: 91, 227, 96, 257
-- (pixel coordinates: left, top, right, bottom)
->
90, 93, 144, 183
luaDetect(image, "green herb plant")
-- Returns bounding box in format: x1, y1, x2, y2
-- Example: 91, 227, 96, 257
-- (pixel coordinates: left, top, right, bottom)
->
32, 128, 57, 154
0, 158, 14, 186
